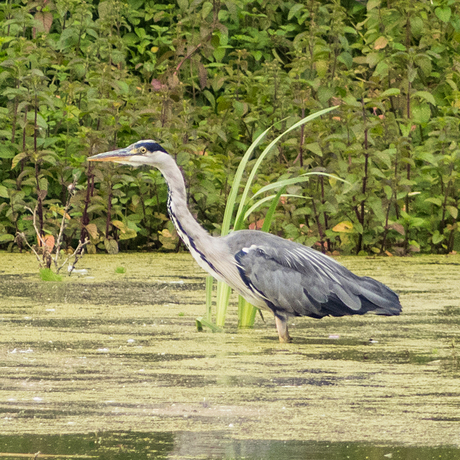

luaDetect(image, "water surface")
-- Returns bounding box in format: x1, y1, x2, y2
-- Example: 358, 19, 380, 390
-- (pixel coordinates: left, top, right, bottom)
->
0, 252, 459, 458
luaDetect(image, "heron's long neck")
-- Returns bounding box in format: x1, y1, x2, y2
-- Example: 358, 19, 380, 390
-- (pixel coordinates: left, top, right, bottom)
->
159, 157, 213, 253
157, 155, 240, 288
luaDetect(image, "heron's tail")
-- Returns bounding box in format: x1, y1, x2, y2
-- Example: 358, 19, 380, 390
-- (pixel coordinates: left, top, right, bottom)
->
316, 276, 402, 318
356, 276, 402, 316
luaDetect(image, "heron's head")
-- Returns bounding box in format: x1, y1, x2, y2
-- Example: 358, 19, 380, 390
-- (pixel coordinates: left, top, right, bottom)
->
88, 140, 169, 167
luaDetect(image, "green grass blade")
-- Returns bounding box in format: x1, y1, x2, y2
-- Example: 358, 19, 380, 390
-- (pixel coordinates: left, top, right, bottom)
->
239, 186, 286, 328
215, 280, 232, 327
215, 127, 274, 326
238, 295, 258, 328
196, 316, 223, 333
234, 106, 338, 226
251, 172, 349, 201
244, 193, 311, 221
238, 186, 288, 328
220, 126, 272, 237
215, 107, 339, 329
261, 186, 286, 232
205, 275, 214, 321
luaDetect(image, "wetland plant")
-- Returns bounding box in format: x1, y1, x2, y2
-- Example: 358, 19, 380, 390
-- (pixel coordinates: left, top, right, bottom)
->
204, 107, 343, 330
15, 178, 90, 278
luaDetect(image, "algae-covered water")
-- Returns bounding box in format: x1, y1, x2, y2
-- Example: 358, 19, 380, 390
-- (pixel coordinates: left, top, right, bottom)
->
0, 252, 459, 459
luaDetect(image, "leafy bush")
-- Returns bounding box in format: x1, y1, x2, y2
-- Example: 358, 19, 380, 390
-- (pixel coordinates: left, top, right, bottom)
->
0, 0, 459, 255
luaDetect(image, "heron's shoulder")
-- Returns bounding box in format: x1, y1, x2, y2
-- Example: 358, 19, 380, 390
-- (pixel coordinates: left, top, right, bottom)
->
221, 230, 321, 257
222, 230, 350, 275
221, 229, 285, 250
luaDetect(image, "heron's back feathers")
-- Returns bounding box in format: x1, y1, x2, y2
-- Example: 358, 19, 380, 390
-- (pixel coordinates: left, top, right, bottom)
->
226, 230, 402, 320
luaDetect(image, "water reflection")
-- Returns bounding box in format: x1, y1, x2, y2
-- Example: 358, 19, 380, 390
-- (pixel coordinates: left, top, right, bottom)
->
0, 432, 458, 459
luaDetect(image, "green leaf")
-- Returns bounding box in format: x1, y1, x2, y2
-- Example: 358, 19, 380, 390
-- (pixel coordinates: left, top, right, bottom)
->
11, 152, 28, 169
317, 86, 334, 105
412, 103, 431, 124
367, 0, 381, 10
0, 233, 14, 243
343, 26, 357, 35
425, 197, 442, 206
0, 144, 14, 159
0, 185, 8, 198
238, 295, 258, 328
288, 4, 304, 20
205, 275, 213, 321
39, 268, 63, 282
384, 185, 393, 200
203, 90, 215, 109
374, 61, 389, 77
337, 52, 353, 69
413, 91, 436, 105
435, 7, 451, 23
410, 17, 424, 37
114, 81, 129, 95
380, 88, 400, 97
446, 206, 458, 220
305, 142, 323, 156
195, 316, 223, 333
118, 228, 137, 240
366, 53, 382, 68
408, 67, 418, 83
432, 230, 444, 245
104, 238, 119, 254
415, 55, 432, 76
213, 47, 226, 62
243, 193, 304, 222
233, 100, 246, 117
251, 173, 348, 202
177, 0, 189, 11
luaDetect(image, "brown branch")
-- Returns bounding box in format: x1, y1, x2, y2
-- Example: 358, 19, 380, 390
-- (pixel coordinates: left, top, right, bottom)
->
15, 231, 43, 268
174, 1, 220, 78
174, 43, 203, 77
59, 237, 90, 275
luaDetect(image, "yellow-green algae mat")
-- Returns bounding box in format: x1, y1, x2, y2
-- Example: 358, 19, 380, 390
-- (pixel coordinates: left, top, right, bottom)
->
0, 252, 459, 450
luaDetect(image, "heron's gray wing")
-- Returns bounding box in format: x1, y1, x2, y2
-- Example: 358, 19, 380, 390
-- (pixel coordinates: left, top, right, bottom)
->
233, 240, 401, 319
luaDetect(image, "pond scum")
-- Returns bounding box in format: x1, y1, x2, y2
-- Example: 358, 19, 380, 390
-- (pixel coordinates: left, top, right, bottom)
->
0, 252, 459, 458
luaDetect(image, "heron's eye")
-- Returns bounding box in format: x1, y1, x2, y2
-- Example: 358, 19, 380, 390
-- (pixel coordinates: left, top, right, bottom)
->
140, 147, 147, 154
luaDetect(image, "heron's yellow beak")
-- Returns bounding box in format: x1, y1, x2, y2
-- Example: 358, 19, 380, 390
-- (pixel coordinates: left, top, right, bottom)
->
88, 147, 133, 164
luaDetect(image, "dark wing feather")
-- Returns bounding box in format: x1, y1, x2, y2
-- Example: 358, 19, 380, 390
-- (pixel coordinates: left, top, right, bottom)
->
229, 231, 401, 319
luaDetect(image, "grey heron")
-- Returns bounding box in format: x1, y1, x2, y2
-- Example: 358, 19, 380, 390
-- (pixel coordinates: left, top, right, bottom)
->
89, 140, 402, 342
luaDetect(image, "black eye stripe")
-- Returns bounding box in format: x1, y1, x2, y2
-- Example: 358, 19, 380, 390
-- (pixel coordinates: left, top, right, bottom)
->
135, 141, 168, 154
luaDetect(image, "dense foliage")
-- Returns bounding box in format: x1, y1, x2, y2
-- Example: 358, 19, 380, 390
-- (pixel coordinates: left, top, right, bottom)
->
0, 0, 459, 256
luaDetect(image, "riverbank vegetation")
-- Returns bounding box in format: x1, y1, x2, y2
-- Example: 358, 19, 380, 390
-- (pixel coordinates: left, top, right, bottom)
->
0, 0, 459, 256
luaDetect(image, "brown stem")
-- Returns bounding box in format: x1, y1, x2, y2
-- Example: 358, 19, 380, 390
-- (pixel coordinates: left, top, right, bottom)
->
311, 193, 325, 254
294, 107, 306, 166
80, 164, 94, 246
357, 102, 369, 254
105, 187, 113, 238
174, 43, 203, 77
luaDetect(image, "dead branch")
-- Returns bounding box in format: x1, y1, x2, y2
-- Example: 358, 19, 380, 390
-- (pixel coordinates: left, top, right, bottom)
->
15, 231, 43, 268
57, 237, 90, 274
52, 177, 78, 271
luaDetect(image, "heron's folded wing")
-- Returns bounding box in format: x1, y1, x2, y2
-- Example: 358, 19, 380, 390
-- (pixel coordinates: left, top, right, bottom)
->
234, 243, 400, 318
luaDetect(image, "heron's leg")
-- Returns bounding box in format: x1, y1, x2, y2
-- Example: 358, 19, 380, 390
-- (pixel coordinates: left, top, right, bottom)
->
275, 316, 291, 343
